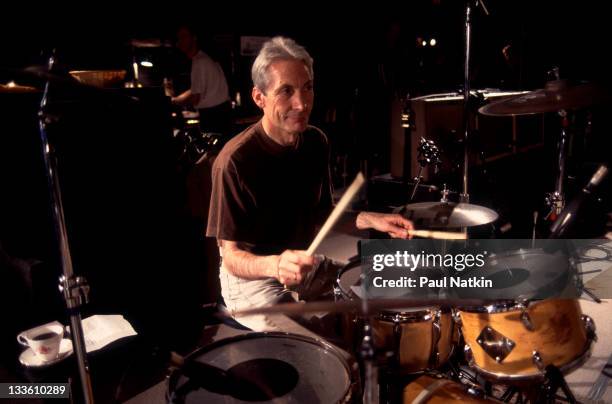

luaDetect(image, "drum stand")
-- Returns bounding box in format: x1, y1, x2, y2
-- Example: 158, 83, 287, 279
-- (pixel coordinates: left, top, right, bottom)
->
38, 53, 95, 404
497, 365, 577, 404
360, 317, 379, 403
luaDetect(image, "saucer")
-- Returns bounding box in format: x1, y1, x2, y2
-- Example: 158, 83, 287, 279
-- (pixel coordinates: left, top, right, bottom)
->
19, 338, 73, 368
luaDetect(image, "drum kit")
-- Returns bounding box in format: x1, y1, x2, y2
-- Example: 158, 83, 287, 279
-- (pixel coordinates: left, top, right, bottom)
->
164, 4, 608, 401
4, 8, 609, 404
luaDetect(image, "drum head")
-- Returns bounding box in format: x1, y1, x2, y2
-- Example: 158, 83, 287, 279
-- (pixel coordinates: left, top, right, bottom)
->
168, 332, 353, 403
455, 248, 572, 300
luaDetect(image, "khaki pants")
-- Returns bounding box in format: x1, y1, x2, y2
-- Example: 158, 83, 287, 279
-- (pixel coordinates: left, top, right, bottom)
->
219, 255, 344, 331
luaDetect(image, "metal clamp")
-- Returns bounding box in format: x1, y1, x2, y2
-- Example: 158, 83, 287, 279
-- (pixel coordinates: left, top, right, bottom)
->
58, 275, 90, 309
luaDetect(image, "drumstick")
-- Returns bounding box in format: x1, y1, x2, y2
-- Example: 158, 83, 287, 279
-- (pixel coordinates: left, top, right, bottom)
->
408, 229, 467, 240
306, 172, 365, 256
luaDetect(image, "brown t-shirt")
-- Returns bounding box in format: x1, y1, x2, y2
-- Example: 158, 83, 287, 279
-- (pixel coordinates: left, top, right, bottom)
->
206, 121, 332, 255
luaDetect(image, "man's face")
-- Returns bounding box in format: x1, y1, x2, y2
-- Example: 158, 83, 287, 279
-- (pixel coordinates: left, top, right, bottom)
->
253, 59, 314, 137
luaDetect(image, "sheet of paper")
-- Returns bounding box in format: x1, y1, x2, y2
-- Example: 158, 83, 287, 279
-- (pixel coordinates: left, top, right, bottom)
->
68, 315, 137, 352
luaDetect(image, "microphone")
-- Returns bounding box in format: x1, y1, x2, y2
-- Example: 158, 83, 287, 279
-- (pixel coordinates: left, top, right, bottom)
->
550, 165, 608, 238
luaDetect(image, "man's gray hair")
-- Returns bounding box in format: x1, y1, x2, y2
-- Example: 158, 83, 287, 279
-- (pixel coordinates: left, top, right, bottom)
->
251, 36, 314, 93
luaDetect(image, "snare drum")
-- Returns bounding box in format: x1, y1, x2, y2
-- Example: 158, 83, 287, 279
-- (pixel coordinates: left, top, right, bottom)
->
403, 374, 501, 403
335, 261, 454, 373
458, 299, 595, 381
167, 332, 359, 403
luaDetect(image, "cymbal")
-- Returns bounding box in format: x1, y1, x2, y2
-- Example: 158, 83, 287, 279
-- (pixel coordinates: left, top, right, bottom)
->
0, 82, 38, 93
233, 298, 489, 317
128, 38, 173, 48
479, 80, 612, 116
397, 202, 498, 228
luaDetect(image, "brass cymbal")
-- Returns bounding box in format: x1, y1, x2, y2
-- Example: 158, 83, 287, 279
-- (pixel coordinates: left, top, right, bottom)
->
233, 298, 488, 317
479, 80, 612, 116
0, 81, 38, 93
396, 202, 498, 228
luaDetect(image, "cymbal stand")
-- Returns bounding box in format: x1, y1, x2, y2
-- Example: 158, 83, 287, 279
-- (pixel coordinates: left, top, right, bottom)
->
360, 291, 378, 404
38, 52, 95, 404
460, 0, 489, 203
545, 109, 569, 220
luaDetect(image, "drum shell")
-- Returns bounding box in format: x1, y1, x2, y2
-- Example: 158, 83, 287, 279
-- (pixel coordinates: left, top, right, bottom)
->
458, 299, 593, 380
403, 374, 501, 403
335, 261, 454, 373
373, 309, 454, 373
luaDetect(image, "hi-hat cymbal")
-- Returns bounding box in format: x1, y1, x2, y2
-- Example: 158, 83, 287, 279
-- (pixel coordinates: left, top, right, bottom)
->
479, 80, 611, 116
397, 202, 498, 228
233, 298, 488, 317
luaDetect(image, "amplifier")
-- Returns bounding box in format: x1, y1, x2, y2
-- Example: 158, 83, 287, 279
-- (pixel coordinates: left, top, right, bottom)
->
390, 90, 544, 180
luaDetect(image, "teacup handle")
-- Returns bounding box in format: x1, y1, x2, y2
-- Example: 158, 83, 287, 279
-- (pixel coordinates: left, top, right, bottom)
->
17, 334, 29, 346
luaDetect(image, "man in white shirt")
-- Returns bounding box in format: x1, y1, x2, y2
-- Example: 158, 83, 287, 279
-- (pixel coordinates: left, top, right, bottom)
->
172, 25, 232, 135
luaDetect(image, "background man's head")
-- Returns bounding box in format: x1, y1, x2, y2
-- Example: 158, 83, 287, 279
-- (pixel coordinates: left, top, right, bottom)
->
176, 24, 199, 58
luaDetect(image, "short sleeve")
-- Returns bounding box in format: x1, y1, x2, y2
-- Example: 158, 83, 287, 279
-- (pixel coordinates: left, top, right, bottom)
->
190, 57, 207, 97
206, 158, 251, 241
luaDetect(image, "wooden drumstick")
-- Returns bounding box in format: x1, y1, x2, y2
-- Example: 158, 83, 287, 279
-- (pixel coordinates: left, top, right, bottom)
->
306, 172, 365, 256
408, 229, 467, 240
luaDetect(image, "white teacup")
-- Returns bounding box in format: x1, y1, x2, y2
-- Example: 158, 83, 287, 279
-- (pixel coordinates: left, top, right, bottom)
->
17, 324, 64, 362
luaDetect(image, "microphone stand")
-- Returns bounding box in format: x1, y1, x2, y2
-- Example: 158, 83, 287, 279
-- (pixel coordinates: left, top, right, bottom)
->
38, 52, 95, 404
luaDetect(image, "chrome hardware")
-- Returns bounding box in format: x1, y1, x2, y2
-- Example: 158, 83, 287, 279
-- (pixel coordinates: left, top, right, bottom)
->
477, 326, 515, 363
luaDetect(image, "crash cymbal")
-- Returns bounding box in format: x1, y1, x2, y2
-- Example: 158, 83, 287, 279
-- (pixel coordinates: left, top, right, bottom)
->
397, 202, 498, 228
233, 298, 488, 317
479, 80, 611, 116
0, 81, 38, 93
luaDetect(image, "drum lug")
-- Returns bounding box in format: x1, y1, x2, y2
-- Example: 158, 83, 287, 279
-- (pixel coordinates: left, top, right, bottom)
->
451, 309, 462, 327
518, 302, 535, 331
429, 310, 442, 368
477, 326, 515, 363
581, 315, 597, 342
532, 350, 545, 372
333, 286, 342, 300
464, 343, 475, 366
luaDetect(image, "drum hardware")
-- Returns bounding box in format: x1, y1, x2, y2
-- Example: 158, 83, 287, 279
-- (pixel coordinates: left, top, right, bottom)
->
410, 138, 442, 202
532, 351, 544, 372
515, 300, 534, 331
479, 78, 611, 224
429, 310, 443, 368
36, 52, 94, 404
360, 321, 379, 404
476, 326, 515, 364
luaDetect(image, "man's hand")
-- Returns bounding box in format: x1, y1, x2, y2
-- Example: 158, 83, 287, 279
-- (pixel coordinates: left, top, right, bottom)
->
276, 250, 315, 286
356, 211, 415, 239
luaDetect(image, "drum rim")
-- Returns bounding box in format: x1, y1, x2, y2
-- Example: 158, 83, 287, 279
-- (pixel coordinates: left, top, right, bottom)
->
167, 331, 358, 402
379, 306, 451, 322
457, 297, 578, 313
